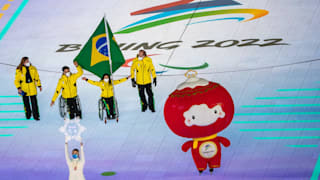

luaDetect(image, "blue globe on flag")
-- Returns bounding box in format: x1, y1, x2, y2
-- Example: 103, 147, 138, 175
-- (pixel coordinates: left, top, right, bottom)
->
96, 36, 109, 57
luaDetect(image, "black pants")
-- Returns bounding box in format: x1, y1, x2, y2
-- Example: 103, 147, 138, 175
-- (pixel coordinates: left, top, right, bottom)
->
22, 95, 39, 119
66, 97, 81, 119
102, 97, 115, 117
138, 83, 154, 110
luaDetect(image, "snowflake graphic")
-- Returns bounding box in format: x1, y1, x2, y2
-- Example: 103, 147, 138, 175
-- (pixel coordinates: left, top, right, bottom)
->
59, 117, 86, 142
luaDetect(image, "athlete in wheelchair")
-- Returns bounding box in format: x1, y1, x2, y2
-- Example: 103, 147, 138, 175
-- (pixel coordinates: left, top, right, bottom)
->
82, 73, 130, 122
58, 95, 82, 119
98, 97, 117, 121
50, 61, 83, 119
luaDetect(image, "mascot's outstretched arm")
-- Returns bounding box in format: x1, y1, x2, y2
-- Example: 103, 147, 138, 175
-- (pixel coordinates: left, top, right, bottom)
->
217, 136, 231, 147
182, 141, 193, 152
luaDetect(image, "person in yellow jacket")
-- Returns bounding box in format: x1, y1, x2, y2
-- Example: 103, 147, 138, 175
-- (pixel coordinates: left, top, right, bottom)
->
14, 57, 42, 120
130, 50, 157, 112
82, 74, 130, 119
50, 61, 83, 119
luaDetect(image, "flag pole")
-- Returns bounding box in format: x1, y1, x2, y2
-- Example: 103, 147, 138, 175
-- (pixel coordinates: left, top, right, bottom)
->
103, 14, 119, 121
103, 14, 113, 80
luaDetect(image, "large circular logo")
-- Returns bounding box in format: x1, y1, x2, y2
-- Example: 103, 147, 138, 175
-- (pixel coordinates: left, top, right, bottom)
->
199, 141, 218, 159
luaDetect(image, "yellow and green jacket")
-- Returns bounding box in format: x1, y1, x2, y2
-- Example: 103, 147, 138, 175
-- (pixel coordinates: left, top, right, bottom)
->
130, 56, 156, 85
87, 77, 128, 98
14, 65, 41, 96
51, 66, 83, 102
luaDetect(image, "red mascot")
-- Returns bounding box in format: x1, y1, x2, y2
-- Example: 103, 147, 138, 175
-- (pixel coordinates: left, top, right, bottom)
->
164, 71, 234, 174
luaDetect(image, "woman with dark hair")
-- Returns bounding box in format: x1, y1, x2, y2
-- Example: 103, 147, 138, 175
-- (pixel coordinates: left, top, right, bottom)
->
82, 74, 130, 119
14, 57, 42, 120
65, 141, 85, 180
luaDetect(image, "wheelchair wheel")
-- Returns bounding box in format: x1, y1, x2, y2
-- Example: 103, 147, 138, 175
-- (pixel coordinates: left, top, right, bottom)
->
114, 98, 119, 117
112, 98, 119, 123
98, 99, 104, 121
59, 96, 67, 118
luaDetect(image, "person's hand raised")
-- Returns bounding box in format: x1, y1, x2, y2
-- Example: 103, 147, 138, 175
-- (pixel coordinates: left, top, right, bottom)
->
82, 77, 88, 81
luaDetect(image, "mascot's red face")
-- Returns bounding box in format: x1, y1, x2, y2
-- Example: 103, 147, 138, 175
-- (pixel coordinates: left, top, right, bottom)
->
164, 78, 234, 138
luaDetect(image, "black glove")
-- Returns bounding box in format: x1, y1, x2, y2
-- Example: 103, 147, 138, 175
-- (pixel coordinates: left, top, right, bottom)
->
131, 78, 136, 88
153, 78, 157, 87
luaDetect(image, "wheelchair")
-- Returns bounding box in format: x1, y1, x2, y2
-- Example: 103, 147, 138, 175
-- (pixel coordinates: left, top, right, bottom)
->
98, 98, 119, 124
59, 96, 82, 119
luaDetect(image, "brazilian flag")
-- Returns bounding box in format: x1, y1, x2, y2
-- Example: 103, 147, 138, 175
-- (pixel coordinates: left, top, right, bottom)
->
74, 17, 125, 78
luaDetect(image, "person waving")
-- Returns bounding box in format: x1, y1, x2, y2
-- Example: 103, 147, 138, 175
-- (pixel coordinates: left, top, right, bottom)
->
65, 141, 85, 180
51, 61, 83, 119
82, 74, 130, 119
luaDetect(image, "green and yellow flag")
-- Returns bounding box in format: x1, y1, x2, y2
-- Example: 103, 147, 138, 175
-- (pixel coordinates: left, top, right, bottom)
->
74, 17, 125, 78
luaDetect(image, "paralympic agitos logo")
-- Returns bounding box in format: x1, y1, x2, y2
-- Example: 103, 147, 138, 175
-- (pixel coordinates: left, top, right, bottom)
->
115, 0, 268, 34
